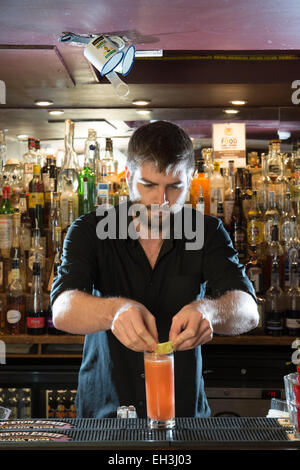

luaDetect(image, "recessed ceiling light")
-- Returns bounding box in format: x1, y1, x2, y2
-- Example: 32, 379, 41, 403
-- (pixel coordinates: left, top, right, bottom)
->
136, 109, 151, 115
17, 134, 29, 140
35, 100, 53, 106
224, 109, 239, 114
132, 100, 151, 106
230, 100, 247, 106
48, 109, 64, 115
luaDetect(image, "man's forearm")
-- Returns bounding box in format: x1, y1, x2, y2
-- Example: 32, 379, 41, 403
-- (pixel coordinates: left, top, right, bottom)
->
52, 290, 128, 335
194, 290, 259, 336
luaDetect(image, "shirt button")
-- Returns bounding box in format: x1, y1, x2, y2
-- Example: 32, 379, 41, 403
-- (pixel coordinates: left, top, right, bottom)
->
139, 401, 143, 406
140, 373, 145, 379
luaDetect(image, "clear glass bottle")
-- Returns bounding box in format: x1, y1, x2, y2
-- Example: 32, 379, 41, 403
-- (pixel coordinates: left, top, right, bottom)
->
48, 192, 62, 259
9, 212, 27, 291
84, 129, 99, 175
57, 120, 79, 229
190, 157, 210, 213
285, 260, 300, 336
23, 137, 37, 191
246, 245, 264, 295
264, 257, 286, 336
223, 160, 235, 230
229, 187, 247, 264
246, 185, 264, 260
19, 193, 32, 260
0, 185, 14, 259
0, 129, 7, 176
284, 215, 300, 290
264, 224, 285, 292
5, 257, 25, 335
62, 199, 75, 243
264, 191, 281, 245
209, 161, 225, 216
26, 256, 45, 335
28, 219, 45, 292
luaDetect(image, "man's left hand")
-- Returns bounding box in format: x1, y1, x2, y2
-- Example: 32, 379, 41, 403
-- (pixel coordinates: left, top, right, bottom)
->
169, 303, 213, 351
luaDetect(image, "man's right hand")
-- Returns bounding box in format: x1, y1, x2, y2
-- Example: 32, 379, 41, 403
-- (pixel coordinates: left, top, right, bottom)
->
111, 301, 158, 352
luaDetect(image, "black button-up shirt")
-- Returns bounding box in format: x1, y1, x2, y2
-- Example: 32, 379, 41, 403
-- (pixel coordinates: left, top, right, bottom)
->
50, 203, 256, 418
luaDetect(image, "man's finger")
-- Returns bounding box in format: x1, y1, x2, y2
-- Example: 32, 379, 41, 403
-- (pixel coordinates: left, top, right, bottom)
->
131, 317, 157, 351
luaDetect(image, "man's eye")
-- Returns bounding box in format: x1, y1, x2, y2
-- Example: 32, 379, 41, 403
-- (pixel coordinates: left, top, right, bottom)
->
142, 183, 154, 187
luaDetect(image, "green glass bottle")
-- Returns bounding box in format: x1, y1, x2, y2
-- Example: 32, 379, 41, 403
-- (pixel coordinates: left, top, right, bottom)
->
78, 131, 95, 215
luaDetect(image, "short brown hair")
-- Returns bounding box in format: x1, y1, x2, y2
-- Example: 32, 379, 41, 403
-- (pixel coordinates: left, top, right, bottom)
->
127, 121, 195, 174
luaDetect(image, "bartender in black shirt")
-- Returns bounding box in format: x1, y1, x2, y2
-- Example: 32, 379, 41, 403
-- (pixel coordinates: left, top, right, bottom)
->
51, 121, 259, 418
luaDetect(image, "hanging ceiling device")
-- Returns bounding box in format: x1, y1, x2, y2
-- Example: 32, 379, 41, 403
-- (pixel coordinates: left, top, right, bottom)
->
59, 32, 137, 99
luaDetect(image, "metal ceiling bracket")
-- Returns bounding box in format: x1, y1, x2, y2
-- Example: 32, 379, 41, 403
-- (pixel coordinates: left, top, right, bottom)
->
58, 32, 94, 46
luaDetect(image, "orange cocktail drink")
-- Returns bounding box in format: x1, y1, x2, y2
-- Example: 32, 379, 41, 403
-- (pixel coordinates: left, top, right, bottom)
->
144, 351, 175, 429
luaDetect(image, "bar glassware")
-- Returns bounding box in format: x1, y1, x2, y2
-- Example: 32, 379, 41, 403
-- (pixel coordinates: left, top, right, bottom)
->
144, 351, 175, 429
284, 372, 300, 438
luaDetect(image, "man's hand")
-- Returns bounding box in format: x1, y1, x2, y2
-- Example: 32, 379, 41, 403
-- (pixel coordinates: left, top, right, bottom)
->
111, 301, 158, 352
169, 303, 213, 351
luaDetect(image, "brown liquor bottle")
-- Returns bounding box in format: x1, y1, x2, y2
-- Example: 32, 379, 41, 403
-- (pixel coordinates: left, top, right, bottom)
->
5, 258, 26, 335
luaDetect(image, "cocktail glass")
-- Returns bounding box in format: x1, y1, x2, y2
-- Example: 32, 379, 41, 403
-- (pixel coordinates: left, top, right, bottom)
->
144, 351, 175, 429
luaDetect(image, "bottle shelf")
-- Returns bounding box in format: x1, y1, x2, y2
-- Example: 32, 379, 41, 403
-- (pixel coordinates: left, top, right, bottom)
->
0, 331, 298, 358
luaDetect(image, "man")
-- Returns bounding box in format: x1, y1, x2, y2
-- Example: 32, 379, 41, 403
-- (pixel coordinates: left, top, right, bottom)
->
51, 120, 259, 418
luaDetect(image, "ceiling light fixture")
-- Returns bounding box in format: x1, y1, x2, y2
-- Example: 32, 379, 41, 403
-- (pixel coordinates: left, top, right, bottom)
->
17, 134, 29, 140
224, 109, 239, 114
48, 110, 65, 116
136, 109, 151, 115
230, 100, 247, 106
35, 100, 53, 106
132, 100, 151, 106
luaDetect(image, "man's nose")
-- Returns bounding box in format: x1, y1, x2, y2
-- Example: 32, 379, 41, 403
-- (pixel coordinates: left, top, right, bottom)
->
156, 187, 169, 205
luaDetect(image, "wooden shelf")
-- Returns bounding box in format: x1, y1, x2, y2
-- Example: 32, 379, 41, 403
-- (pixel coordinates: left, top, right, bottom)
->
0, 334, 84, 344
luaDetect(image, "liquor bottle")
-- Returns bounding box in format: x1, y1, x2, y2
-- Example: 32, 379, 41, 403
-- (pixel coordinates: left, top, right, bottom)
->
117, 177, 129, 204
280, 190, 295, 246
47, 226, 62, 295
285, 260, 300, 336
263, 191, 281, 245
267, 140, 286, 213
229, 187, 247, 264
48, 192, 61, 259
5, 257, 25, 335
202, 148, 214, 178
283, 215, 300, 289
0, 185, 14, 259
84, 129, 99, 175
0, 129, 7, 176
209, 161, 225, 216
26, 255, 45, 335
9, 212, 27, 291
223, 160, 235, 230
264, 224, 285, 291
291, 155, 300, 205
62, 199, 75, 243
35, 139, 43, 167
2, 157, 24, 196
78, 137, 95, 215
246, 185, 264, 259
190, 157, 210, 214
242, 170, 253, 218
41, 156, 52, 192
245, 245, 264, 295
58, 120, 79, 229
19, 193, 32, 259
28, 164, 45, 228
28, 219, 45, 292
197, 186, 205, 215
23, 137, 37, 191
264, 258, 286, 336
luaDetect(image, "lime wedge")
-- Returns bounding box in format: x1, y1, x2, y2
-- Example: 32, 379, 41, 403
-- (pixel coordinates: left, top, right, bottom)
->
154, 341, 174, 355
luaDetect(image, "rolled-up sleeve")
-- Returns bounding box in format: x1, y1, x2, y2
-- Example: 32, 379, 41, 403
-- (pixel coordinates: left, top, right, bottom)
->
50, 213, 98, 307
202, 216, 256, 302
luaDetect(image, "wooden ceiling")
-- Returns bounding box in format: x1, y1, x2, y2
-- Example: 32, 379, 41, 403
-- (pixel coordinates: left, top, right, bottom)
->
1, 0, 300, 144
